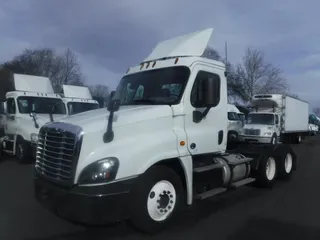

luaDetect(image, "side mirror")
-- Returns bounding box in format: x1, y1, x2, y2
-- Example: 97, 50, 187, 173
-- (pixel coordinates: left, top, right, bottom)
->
107, 91, 120, 112
202, 78, 216, 106
29, 112, 37, 118
107, 99, 120, 112
0, 102, 5, 114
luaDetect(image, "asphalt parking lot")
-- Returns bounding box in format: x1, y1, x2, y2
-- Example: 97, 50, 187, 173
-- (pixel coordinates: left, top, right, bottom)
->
1, 136, 320, 240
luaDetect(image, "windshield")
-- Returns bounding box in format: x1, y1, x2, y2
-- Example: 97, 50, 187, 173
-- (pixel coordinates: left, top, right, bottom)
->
67, 102, 99, 115
247, 113, 274, 125
17, 96, 66, 114
114, 66, 190, 105
228, 112, 240, 121
238, 114, 246, 122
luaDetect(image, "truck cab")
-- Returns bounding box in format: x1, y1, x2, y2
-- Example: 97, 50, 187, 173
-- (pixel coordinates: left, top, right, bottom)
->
62, 85, 99, 115
34, 29, 297, 233
240, 94, 309, 144
241, 112, 280, 144
240, 94, 282, 144
0, 74, 67, 163
227, 104, 243, 141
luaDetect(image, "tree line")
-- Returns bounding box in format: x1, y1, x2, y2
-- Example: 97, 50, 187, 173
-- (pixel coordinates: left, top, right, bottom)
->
0, 48, 110, 103
0, 46, 295, 106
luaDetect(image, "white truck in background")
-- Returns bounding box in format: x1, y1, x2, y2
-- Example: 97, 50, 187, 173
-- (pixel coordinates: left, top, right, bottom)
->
0, 74, 67, 163
34, 28, 297, 233
0, 103, 6, 136
240, 94, 309, 144
227, 104, 243, 141
62, 85, 100, 115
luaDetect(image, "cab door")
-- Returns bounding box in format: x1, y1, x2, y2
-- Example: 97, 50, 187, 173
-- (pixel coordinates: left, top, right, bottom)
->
5, 98, 18, 136
184, 64, 228, 155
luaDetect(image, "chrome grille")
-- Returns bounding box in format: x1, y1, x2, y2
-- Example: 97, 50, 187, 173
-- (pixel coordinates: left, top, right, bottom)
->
35, 122, 83, 185
244, 129, 261, 136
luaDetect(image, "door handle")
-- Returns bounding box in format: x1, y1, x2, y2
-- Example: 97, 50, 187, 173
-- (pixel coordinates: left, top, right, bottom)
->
9, 116, 15, 120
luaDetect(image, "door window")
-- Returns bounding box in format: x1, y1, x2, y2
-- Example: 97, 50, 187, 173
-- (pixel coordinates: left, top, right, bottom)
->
7, 98, 16, 114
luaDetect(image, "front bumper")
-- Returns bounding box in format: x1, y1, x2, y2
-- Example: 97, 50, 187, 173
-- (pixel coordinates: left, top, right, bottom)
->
34, 175, 137, 225
239, 135, 272, 144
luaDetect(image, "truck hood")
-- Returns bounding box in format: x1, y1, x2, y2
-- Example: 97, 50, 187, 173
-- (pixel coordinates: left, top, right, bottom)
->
17, 114, 67, 140
34, 114, 67, 126
59, 105, 173, 132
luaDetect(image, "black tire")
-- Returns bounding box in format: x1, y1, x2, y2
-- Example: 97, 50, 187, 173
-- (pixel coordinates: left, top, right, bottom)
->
270, 134, 277, 145
16, 138, 31, 164
228, 131, 238, 142
274, 146, 296, 180
129, 165, 184, 234
0, 140, 3, 161
254, 154, 277, 188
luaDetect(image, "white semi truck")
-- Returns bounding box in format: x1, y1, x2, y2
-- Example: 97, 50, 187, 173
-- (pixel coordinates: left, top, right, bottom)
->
62, 85, 99, 115
240, 94, 309, 144
34, 29, 297, 233
227, 104, 243, 141
0, 74, 67, 163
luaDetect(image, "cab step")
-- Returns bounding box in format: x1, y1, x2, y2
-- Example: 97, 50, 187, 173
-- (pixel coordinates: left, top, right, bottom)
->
195, 187, 227, 200
193, 162, 223, 173
195, 177, 256, 200
229, 177, 255, 188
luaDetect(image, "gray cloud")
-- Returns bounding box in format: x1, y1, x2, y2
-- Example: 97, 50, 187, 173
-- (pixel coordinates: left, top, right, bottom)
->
1, 0, 320, 107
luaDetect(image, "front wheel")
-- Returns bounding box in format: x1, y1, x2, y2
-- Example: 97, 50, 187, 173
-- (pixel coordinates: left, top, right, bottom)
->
270, 134, 277, 145
129, 165, 184, 234
16, 138, 31, 164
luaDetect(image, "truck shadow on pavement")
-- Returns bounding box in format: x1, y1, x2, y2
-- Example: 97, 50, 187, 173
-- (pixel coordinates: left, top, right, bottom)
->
227, 216, 320, 240
26, 186, 275, 240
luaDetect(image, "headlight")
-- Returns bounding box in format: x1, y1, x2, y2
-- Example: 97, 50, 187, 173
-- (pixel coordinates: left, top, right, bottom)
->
78, 157, 119, 184
264, 132, 272, 136
30, 133, 38, 143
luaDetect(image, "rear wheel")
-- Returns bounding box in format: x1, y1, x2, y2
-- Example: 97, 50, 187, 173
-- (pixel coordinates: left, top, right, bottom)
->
129, 165, 184, 234
275, 146, 296, 180
254, 155, 277, 188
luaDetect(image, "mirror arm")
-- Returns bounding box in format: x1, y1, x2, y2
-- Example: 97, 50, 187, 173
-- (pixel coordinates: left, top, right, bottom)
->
201, 106, 212, 119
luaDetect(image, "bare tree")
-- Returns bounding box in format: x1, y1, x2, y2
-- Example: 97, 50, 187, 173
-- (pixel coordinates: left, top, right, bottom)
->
0, 68, 14, 101
53, 49, 84, 92
202, 47, 243, 102
233, 48, 288, 102
88, 84, 110, 105
1, 48, 84, 93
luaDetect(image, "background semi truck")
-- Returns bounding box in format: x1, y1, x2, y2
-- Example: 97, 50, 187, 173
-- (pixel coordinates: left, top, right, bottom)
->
0, 74, 67, 163
34, 28, 297, 233
240, 94, 309, 144
62, 85, 100, 115
227, 104, 243, 141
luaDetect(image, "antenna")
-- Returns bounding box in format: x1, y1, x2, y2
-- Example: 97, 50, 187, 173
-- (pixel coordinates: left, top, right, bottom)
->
225, 41, 228, 64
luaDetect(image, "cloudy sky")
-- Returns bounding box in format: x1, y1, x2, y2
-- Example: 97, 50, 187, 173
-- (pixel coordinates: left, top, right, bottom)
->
1, 0, 320, 107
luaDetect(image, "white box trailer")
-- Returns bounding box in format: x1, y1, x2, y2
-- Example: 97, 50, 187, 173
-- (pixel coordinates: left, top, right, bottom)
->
240, 94, 309, 144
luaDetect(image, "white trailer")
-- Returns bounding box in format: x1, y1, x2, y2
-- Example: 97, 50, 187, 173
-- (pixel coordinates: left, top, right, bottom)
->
34, 29, 297, 233
62, 85, 99, 115
0, 74, 67, 163
240, 94, 309, 144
